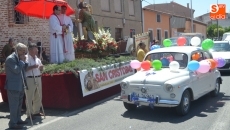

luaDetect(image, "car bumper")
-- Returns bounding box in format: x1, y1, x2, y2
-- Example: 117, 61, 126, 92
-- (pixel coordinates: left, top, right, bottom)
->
217, 63, 230, 71
121, 95, 179, 107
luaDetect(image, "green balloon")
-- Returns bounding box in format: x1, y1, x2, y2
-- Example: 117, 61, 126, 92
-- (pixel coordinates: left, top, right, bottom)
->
152, 60, 162, 70
202, 39, 214, 50
163, 39, 172, 47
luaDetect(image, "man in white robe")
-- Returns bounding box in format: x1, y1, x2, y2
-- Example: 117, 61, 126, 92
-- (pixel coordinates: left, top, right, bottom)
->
49, 5, 67, 64
58, 5, 75, 62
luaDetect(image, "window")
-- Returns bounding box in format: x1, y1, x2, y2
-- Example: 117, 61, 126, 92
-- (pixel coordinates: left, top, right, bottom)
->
115, 28, 122, 41
13, 0, 29, 24
157, 29, 161, 42
130, 29, 135, 38
164, 31, 168, 39
114, 0, 122, 12
101, 0, 110, 11
103, 27, 111, 33
148, 29, 153, 43
129, 0, 134, 16
157, 14, 161, 22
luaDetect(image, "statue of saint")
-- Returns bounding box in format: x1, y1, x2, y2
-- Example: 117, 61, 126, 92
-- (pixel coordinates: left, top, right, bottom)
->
76, 0, 96, 41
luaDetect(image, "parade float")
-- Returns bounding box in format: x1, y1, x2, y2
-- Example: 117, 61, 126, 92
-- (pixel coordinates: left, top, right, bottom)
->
0, 28, 135, 109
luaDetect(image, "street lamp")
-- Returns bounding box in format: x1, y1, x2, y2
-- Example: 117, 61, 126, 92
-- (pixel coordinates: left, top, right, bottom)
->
217, 0, 219, 39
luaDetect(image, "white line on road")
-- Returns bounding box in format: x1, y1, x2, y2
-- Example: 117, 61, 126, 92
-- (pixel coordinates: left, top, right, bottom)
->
29, 94, 120, 130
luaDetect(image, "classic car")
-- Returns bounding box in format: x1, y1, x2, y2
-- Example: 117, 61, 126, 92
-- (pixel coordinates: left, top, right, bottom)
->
209, 41, 230, 71
120, 46, 222, 116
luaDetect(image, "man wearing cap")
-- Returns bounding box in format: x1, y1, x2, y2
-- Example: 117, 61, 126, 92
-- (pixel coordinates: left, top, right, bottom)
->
25, 43, 44, 118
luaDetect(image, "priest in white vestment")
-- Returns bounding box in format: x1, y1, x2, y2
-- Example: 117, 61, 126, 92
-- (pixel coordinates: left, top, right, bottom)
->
49, 5, 66, 64
58, 5, 75, 62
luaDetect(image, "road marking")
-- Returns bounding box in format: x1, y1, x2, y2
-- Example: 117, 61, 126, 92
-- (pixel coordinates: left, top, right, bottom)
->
29, 94, 120, 130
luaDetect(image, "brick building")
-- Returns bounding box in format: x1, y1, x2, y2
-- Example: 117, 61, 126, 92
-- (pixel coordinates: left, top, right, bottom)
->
0, 0, 143, 59
143, 1, 207, 43
0, 0, 50, 59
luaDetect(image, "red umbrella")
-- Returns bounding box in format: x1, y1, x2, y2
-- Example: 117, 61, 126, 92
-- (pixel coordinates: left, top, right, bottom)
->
14, 0, 75, 19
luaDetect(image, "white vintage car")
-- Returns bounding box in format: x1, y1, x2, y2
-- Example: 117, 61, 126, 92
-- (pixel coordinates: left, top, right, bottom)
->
120, 46, 222, 116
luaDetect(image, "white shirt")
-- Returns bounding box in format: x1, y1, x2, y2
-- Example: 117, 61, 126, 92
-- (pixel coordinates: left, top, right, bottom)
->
25, 54, 42, 77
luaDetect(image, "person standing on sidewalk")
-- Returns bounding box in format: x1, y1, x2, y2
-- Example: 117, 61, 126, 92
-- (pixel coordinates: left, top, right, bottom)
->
25, 43, 44, 118
4, 43, 28, 129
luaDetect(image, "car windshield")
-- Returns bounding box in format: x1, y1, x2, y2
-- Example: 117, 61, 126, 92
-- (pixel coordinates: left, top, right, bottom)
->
145, 52, 188, 69
169, 37, 191, 46
210, 42, 230, 52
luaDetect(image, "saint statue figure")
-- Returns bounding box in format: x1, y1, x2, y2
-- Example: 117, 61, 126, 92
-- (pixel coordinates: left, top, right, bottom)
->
76, 0, 96, 41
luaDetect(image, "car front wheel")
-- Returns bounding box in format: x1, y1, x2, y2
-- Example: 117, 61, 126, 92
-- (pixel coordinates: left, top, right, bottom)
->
123, 102, 137, 111
210, 80, 220, 97
176, 90, 191, 116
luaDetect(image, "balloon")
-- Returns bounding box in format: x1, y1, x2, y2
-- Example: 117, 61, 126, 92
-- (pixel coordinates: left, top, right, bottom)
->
188, 60, 200, 71
201, 39, 214, 50
161, 58, 170, 66
163, 39, 172, 47
152, 60, 162, 70
177, 37, 186, 46
130, 60, 141, 69
150, 45, 160, 51
214, 57, 226, 67
190, 37, 201, 46
206, 59, 217, 69
141, 61, 151, 70
197, 60, 210, 73
169, 61, 180, 71
192, 53, 200, 60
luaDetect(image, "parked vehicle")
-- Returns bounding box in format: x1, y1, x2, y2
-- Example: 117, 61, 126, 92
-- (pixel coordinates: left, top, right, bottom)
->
179, 33, 206, 41
222, 32, 230, 41
120, 46, 222, 116
209, 41, 230, 71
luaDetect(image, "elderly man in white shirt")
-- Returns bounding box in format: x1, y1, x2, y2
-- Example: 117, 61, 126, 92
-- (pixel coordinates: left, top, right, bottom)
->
25, 43, 44, 119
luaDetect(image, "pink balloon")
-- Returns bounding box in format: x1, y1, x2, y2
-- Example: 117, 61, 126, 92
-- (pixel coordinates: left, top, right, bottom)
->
130, 60, 141, 69
197, 60, 210, 73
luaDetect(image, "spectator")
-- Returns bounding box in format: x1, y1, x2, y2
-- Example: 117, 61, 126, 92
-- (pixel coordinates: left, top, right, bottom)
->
27, 37, 33, 47
137, 42, 147, 62
5, 43, 28, 129
1, 38, 14, 61
42, 47, 49, 62
25, 43, 44, 118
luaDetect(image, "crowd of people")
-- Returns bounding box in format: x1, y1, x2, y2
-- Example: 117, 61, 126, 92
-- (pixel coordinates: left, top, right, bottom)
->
0, 4, 77, 129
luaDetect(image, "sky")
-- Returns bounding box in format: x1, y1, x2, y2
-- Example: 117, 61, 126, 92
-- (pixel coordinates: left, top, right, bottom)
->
142, 0, 230, 17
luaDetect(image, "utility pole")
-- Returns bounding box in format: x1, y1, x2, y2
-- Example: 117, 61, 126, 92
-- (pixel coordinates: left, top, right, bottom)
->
191, 0, 193, 33
217, 0, 219, 39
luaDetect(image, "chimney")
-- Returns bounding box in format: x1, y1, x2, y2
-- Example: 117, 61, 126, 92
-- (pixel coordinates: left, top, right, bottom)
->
187, 3, 189, 8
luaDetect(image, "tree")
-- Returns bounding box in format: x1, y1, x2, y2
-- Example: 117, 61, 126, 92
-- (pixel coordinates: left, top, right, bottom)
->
207, 24, 222, 38
224, 26, 230, 33
214, 28, 225, 37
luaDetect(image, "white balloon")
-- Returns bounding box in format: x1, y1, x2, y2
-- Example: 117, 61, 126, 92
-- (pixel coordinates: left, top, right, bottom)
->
169, 61, 180, 72
190, 37, 201, 46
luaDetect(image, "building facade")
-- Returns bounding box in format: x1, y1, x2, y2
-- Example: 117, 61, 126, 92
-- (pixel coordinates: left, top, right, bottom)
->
0, 0, 142, 60
71, 0, 143, 41
143, 1, 207, 43
195, 13, 230, 28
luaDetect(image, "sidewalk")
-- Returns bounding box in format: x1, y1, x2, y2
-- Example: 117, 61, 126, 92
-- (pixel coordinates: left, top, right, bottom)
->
0, 92, 69, 130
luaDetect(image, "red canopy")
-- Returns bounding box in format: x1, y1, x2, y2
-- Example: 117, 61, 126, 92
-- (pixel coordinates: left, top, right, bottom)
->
15, 0, 75, 19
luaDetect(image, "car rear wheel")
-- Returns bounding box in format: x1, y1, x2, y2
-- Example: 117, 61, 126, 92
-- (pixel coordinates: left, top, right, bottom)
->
210, 80, 220, 97
176, 90, 191, 116
123, 102, 137, 111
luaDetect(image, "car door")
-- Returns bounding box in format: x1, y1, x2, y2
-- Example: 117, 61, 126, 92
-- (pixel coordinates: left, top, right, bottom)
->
190, 51, 205, 98
203, 51, 216, 92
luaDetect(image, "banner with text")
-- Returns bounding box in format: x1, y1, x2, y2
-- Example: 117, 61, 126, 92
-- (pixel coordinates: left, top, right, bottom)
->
79, 62, 135, 97
134, 32, 150, 53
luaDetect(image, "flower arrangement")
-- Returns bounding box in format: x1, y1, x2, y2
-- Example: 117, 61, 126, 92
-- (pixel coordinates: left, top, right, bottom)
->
73, 28, 118, 55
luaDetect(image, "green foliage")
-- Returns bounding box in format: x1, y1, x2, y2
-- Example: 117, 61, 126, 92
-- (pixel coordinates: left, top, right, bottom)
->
207, 24, 222, 38
214, 28, 225, 37
42, 56, 135, 77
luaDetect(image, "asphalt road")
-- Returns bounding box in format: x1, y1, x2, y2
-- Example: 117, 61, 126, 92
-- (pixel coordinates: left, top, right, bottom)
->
30, 72, 230, 130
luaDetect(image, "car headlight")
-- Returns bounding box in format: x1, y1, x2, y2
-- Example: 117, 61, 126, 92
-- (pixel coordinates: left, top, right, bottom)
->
165, 84, 174, 92
120, 81, 128, 89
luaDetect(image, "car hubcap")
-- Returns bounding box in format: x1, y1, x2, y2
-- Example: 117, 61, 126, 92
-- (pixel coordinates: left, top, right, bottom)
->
215, 82, 219, 94
183, 94, 189, 111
